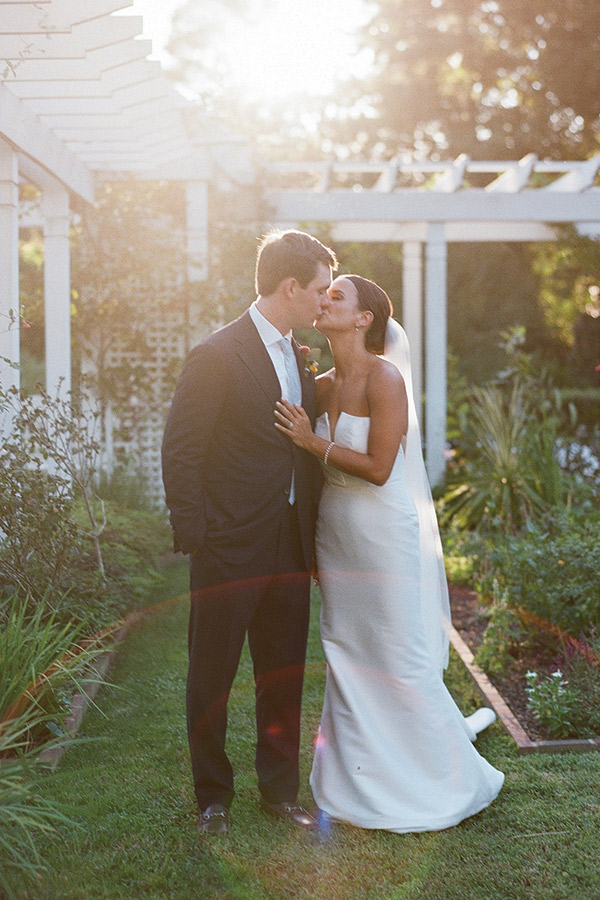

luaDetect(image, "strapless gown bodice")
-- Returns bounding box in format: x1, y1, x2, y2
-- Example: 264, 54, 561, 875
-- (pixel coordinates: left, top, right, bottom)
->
315, 412, 413, 505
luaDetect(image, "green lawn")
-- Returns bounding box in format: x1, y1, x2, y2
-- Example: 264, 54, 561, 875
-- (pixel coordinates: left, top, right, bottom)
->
31, 559, 600, 900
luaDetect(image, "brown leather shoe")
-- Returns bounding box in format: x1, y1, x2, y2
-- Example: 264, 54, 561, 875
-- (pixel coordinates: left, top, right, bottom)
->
197, 803, 231, 835
260, 799, 318, 830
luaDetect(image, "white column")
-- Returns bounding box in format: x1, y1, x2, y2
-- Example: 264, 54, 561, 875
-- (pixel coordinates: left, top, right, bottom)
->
185, 181, 209, 282
0, 140, 20, 394
424, 224, 448, 487
402, 240, 423, 422
42, 178, 71, 398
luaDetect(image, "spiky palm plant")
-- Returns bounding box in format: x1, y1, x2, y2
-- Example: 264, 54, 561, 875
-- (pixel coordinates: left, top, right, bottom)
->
442, 379, 565, 532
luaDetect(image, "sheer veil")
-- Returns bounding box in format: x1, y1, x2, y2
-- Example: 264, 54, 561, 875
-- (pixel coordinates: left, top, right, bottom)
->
383, 318, 452, 672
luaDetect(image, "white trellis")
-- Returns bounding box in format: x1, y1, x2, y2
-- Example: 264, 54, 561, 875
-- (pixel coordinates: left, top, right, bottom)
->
0, 0, 250, 492
262, 154, 600, 483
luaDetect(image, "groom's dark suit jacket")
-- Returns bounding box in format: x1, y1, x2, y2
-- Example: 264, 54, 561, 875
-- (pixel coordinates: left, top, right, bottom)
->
161, 310, 321, 577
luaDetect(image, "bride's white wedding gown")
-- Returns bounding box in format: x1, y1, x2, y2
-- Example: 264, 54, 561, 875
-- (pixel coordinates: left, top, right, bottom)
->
310, 412, 504, 832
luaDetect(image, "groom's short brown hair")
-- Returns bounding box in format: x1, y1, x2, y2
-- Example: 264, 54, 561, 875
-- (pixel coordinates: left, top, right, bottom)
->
255, 230, 337, 297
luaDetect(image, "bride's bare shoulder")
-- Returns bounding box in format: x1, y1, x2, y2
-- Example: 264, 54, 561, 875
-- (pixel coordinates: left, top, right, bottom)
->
367, 357, 406, 399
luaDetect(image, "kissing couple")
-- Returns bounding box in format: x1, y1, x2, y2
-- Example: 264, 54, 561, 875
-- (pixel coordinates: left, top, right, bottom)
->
161, 230, 503, 836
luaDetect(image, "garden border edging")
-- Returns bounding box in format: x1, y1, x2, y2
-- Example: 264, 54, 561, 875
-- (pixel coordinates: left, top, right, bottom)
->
449, 611, 600, 754
39, 624, 129, 769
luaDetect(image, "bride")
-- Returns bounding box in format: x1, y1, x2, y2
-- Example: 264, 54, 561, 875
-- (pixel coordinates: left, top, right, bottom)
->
274, 273, 504, 832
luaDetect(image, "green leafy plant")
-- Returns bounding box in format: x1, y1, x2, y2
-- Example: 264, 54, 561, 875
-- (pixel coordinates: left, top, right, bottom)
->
556, 636, 600, 736
0, 596, 115, 748
0, 380, 105, 604
0, 598, 114, 900
525, 669, 580, 739
0, 378, 172, 630
474, 583, 525, 677
0, 710, 76, 900
442, 377, 566, 532
439, 326, 588, 534
474, 510, 600, 635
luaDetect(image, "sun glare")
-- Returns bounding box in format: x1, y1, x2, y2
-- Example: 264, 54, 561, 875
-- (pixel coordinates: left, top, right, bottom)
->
129, 0, 373, 101
216, 0, 373, 100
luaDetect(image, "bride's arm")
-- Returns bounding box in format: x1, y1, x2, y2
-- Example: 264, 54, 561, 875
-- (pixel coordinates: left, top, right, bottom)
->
275, 362, 408, 486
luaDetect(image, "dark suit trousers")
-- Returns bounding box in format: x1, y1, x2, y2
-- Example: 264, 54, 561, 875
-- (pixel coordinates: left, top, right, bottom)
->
187, 503, 310, 810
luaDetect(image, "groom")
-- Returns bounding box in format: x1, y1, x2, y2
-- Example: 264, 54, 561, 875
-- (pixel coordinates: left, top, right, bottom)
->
162, 230, 337, 835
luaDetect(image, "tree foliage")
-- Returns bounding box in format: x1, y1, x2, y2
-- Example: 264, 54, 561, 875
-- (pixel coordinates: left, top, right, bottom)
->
342, 0, 600, 160
532, 228, 600, 382
164, 0, 600, 162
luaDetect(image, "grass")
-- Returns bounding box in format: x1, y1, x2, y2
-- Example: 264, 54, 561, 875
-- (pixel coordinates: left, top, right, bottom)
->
28, 559, 600, 900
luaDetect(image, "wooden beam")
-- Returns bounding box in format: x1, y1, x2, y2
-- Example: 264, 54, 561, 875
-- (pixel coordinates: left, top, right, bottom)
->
0, 39, 152, 79
1, 0, 130, 33
429, 153, 470, 192
266, 188, 600, 224
486, 153, 538, 193
328, 221, 557, 243
7, 60, 161, 99
544, 157, 600, 192
0, 83, 93, 201
0, 16, 143, 58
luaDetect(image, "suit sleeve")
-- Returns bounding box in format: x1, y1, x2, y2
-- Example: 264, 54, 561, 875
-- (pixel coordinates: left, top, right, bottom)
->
161, 340, 227, 555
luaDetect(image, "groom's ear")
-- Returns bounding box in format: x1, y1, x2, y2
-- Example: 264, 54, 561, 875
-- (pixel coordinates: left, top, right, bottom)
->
284, 276, 300, 298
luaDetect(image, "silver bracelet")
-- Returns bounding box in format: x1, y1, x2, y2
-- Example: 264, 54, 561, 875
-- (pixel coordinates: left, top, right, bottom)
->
323, 441, 335, 465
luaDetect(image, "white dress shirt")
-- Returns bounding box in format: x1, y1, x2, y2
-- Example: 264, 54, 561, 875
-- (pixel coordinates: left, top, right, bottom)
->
249, 301, 301, 403
249, 301, 302, 503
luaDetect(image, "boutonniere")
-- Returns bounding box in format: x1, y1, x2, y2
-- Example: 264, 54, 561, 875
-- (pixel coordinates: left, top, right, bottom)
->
299, 345, 321, 376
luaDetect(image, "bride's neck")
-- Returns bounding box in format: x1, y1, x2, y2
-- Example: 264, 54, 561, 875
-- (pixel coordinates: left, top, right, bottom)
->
328, 333, 371, 377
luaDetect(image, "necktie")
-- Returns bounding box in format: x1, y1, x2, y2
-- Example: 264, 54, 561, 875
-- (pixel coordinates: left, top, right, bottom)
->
279, 337, 301, 504
280, 337, 302, 407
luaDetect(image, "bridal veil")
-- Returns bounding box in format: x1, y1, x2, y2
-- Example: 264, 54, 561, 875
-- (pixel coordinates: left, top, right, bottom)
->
382, 318, 452, 672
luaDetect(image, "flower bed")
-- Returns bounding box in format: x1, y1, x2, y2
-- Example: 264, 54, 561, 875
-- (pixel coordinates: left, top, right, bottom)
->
449, 586, 600, 754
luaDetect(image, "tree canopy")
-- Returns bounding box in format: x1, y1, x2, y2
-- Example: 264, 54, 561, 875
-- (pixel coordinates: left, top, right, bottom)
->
345, 0, 600, 160
165, 0, 600, 162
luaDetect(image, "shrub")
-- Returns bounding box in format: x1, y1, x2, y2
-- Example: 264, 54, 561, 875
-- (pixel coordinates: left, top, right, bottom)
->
0, 381, 172, 631
556, 636, 600, 736
474, 584, 525, 677
474, 510, 600, 635
439, 522, 480, 585
77, 502, 172, 629
0, 381, 105, 606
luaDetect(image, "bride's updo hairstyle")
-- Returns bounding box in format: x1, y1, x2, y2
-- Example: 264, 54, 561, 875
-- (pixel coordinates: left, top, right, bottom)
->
345, 275, 393, 355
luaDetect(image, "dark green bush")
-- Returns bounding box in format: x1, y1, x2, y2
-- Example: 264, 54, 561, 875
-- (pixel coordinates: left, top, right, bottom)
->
474, 510, 600, 635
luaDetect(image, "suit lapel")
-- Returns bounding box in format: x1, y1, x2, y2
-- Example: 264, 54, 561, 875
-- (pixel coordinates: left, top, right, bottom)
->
233, 311, 317, 421
233, 311, 281, 405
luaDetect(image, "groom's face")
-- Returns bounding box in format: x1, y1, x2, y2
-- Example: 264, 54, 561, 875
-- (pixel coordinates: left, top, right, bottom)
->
288, 262, 332, 330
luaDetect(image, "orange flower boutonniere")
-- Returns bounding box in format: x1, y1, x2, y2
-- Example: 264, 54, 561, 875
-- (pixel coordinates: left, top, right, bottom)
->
299, 345, 321, 376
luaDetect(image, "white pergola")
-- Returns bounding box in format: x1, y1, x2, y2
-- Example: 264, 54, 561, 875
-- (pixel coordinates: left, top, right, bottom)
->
2, 3, 600, 484
0, 0, 250, 402
263, 154, 600, 483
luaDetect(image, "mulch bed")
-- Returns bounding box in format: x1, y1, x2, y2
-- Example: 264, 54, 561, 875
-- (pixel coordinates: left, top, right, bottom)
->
450, 587, 566, 742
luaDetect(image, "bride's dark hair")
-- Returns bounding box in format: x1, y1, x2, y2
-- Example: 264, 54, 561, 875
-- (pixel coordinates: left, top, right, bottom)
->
345, 275, 394, 355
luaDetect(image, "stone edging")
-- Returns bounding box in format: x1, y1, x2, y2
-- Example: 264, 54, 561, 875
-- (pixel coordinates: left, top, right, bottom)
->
450, 624, 600, 755
39, 624, 129, 769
